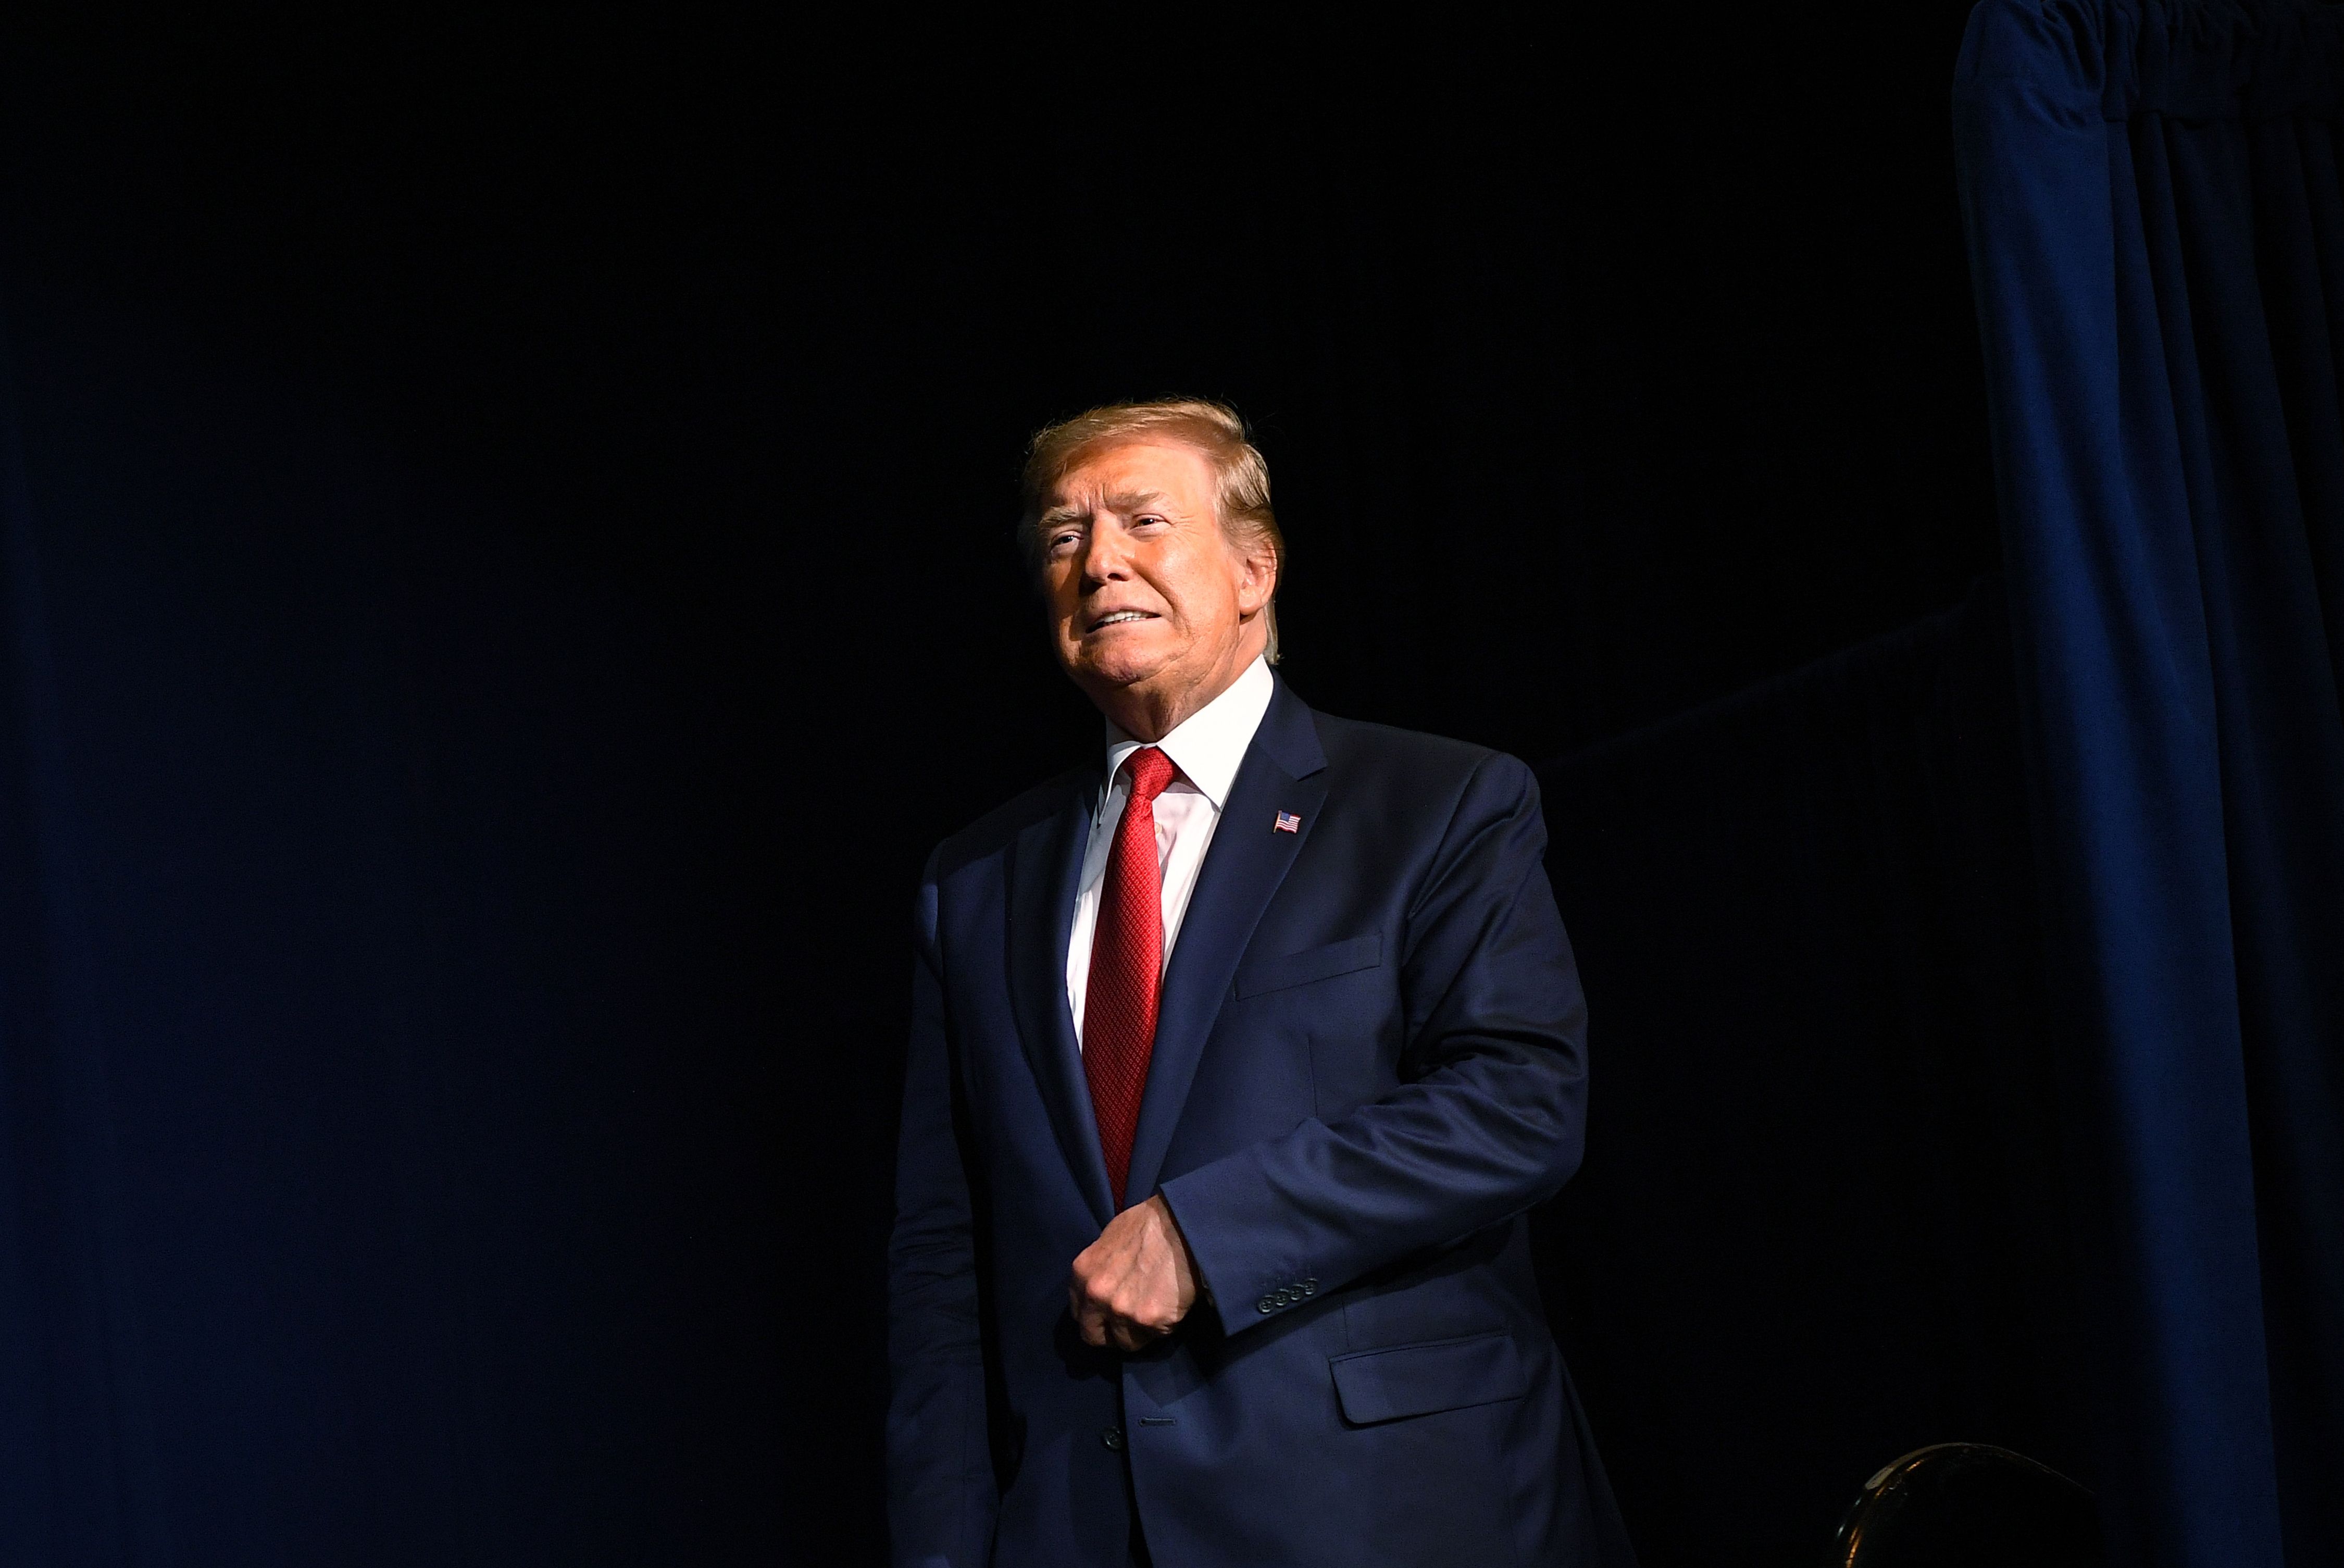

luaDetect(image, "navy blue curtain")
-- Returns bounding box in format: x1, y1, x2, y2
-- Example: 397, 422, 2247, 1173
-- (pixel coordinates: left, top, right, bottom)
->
1953, 3, 2344, 1565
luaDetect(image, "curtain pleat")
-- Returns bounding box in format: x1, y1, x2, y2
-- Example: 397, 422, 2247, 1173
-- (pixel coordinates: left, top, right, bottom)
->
1954, 3, 2344, 1565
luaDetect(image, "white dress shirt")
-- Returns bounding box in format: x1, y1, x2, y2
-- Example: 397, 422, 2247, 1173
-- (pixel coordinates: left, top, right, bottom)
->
1067, 655, 1277, 1043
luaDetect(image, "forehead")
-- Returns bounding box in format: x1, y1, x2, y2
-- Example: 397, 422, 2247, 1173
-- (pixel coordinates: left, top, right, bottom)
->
1045, 438, 1216, 508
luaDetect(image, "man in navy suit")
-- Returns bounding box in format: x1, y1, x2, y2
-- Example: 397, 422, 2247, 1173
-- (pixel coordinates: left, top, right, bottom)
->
889, 400, 1632, 1566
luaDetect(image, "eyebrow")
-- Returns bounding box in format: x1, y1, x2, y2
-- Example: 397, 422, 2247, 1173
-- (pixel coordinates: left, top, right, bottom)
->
1038, 489, 1174, 528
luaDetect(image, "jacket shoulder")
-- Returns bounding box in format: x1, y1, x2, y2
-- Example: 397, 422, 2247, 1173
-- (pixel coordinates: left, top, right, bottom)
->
924, 764, 1090, 883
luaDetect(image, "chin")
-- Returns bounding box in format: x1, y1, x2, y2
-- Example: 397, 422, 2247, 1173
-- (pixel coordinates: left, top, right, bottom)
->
1071, 640, 1175, 690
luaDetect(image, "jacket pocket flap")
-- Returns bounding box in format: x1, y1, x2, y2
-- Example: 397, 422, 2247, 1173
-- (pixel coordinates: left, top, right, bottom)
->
1235, 934, 1382, 999
1329, 1330, 1527, 1425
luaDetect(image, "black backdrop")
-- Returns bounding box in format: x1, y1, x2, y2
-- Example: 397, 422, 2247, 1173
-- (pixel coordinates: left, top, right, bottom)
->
1538, 579, 2074, 1564
0, 9, 2031, 1564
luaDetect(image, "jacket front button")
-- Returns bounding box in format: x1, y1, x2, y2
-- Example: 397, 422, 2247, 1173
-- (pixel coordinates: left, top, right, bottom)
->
1101, 1426, 1126, 1452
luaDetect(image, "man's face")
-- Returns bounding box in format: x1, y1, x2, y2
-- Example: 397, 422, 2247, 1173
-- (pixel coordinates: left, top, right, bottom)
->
1039, 440, 1274, 716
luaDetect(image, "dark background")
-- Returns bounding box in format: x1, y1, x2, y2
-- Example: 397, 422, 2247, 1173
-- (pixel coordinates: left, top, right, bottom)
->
0, 9, 2064, 1564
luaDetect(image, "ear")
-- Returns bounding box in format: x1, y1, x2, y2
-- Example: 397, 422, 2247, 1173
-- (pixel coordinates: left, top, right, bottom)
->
1233, 539, 1278, 617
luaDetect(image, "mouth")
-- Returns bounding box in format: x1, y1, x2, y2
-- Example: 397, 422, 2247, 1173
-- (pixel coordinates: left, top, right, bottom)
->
1084, 609, 1159, 634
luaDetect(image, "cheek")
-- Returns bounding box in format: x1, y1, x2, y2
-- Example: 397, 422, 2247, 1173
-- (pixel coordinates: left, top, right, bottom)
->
1143, 554, 1212, 621
1167, 563, 1239, 626
1043, 573, 1080, 628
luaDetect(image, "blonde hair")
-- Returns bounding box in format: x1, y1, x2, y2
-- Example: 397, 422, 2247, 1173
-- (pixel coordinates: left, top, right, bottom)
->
1020, 397, 1285, 663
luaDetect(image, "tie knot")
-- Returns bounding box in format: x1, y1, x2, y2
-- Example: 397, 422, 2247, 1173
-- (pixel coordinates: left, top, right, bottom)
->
1123, 746, 1176, 804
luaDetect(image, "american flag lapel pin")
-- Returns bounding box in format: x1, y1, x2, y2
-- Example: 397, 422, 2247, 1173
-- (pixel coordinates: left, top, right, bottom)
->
1274, 812, 1301, 834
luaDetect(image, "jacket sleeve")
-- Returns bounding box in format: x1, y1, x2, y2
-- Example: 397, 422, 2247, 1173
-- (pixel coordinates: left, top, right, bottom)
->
885, 860, 998, 1565
1158, 753, 1589, 1339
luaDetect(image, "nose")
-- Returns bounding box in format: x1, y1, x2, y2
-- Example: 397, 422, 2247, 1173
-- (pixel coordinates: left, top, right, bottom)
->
1080, 522, 1134, 587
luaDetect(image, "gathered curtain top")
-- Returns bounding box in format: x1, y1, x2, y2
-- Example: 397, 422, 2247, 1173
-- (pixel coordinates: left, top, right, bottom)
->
1961, 0, 2343, 122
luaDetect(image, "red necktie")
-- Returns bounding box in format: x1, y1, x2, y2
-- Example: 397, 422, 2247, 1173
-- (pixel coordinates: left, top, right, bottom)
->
1083, 746, 1178, 1208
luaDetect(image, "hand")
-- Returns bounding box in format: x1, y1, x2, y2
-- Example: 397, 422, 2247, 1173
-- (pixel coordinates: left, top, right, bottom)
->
1069, 1194, 1200, 1352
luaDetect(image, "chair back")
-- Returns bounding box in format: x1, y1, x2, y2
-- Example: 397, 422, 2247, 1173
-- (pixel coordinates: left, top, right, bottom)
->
1828, 1442, 2097, 1567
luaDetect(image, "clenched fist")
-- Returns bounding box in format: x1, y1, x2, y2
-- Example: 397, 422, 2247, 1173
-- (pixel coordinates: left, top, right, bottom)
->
1069, 1193, 1201, 1352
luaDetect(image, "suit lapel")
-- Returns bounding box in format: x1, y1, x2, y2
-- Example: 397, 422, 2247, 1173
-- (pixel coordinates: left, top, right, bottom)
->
1123, 680, 1329, 1206
1006, 768, 1117, 1228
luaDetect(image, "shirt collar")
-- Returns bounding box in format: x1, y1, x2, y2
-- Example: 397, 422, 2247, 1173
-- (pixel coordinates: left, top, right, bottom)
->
1103, 656, 1275, 812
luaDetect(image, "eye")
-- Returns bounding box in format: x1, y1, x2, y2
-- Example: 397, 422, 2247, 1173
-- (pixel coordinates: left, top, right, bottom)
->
1045, 527, 1082, 555
1132, 514, 1167, 530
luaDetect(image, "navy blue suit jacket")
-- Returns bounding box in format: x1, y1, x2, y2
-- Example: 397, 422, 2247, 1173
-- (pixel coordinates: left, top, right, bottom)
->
889, 678, 1632, 1566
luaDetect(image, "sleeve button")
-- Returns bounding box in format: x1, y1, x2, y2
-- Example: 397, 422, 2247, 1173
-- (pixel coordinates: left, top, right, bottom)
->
1256, 1296, 1276, 1314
